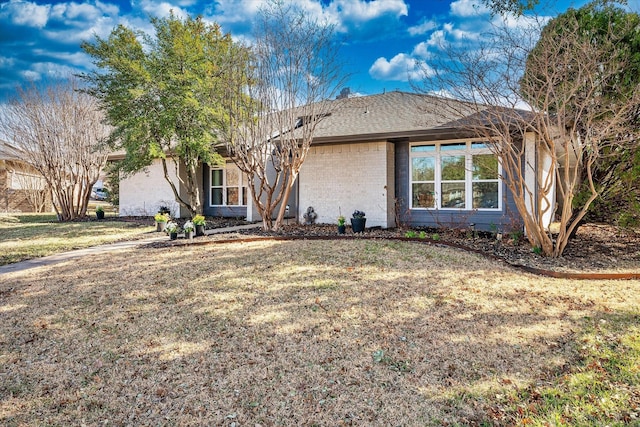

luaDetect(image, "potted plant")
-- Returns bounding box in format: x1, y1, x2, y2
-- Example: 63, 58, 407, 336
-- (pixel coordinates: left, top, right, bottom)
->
165, 221, 179, 240
183, 220, 195, 240
154, 212, 169, 232
351, 210, 366, 233
337, 215, 346, 234
95, 205, 105, 220
193, 214, 206, 236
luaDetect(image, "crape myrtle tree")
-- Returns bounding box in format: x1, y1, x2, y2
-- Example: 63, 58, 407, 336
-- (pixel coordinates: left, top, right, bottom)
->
485, 2, 640, 228
82, 13, 246, 217
521, 1, 640, 253
416, 1, 640, 257
220, 0, 346, 231
0, 79, 109, 220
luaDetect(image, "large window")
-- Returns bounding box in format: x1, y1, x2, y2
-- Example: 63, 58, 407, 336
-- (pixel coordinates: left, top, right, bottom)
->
210, 163, 248, 207
410, 141, 500, 210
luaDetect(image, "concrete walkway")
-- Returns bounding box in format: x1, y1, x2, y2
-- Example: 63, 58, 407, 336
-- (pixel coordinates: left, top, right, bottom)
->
0, 223, 261, 276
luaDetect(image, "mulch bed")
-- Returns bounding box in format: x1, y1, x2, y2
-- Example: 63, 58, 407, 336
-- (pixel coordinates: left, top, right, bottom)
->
128, 215, 640, 275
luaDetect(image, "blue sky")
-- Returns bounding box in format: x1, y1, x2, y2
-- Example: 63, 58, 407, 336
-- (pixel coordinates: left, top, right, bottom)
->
0, 0, 628, 101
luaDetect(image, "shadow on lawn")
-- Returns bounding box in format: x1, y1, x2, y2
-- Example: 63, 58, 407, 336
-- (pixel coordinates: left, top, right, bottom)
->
0, 239, 637, 426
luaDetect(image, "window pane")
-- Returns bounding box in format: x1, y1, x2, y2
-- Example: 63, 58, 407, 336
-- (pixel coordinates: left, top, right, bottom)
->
473, 182, 499, 209
472, 154, 498, 180
441, 156, 465, 180
211, 169, 223, 186
227, 188, 239, 205
242, 188, 247, 206
411, 145, 436, 152
211, 188, 223, 205
471, 142, 489, 149
441, 182, 466, 208
441, 143, 466, 151
226, 167, 239, 186
412, 183, 435, 208
412, 157, 435, 181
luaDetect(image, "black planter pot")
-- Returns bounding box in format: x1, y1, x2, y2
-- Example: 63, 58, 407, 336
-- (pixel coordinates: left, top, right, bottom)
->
351, 217, 366, 233
96, 210, 105, 220
338, 224, 346, 234
169, 232, 178, 240
195, 224, 205, 236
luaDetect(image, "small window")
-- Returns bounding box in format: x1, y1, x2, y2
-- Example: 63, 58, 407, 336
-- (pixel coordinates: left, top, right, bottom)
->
210, 163, 247, 207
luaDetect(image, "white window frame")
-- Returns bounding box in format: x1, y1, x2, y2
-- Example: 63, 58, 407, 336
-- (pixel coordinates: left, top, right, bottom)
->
209, 163, 247, 207
409, 139, 502, 211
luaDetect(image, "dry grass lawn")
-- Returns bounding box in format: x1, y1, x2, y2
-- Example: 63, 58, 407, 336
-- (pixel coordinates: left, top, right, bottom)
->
1, 239, 638, 426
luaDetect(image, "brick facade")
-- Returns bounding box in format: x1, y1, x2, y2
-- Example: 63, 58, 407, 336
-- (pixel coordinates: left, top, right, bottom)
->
298, 141, 396, 228
0, 159, 51, 213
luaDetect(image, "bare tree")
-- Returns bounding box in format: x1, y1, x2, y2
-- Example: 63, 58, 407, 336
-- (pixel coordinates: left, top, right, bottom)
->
0, 79, 110, 220
416, 8, 640, 257
221, 0, 346, 231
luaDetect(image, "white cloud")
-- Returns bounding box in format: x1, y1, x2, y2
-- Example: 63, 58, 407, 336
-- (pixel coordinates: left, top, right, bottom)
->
21, 70, 41, 81
408, 19, 437, 36
450, 0, 489, 17
443, 22, 476, 40
426, 29, 446, 47
411, 42, 432, 59
0, 56, 16, 68
30, 62, 79, 79
369, 53, 424, 82
33, 49, 92, 68
64, 2, 102, 21
210, 0, 263, 24
328, 0, 408, 22
139, 0, 188, 19
1, 0, 51, 28
95, 1, 120, 16
493, 13, 550, 30
327, 0, 408, 35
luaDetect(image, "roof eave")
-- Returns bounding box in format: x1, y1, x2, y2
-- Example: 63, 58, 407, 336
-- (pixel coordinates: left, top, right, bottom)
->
309, 127, 478, 145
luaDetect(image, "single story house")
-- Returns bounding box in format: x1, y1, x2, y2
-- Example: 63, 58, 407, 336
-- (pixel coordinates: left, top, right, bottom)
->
0, 140, 51, 213
115, 91, 554, 232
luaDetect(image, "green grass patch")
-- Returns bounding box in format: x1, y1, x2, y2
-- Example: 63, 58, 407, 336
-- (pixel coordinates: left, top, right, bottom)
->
0, 213, 154, 265
495, 312, 640, 426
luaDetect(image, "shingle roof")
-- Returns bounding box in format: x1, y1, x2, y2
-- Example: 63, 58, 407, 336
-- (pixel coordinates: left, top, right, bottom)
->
303, 91, 479, 143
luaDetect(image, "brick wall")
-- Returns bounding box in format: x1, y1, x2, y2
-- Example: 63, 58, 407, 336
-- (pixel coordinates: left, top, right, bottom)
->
0, 161, 52, 213
298, 141, 395, 228
119, 159, 182, 217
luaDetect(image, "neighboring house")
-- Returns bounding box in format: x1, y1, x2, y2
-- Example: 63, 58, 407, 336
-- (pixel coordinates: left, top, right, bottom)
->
115, 91, 554, 232
0, 140, 51, 213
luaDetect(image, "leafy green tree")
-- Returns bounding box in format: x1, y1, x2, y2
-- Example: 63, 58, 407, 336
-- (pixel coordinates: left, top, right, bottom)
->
82, 13, 247, 216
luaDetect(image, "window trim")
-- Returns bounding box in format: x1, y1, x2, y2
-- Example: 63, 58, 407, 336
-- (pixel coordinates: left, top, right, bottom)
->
209, 163, 248, 207
410, 139, 502, 211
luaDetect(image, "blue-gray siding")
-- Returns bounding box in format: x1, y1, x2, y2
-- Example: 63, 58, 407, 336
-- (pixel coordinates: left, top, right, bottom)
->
201, 163, 298, 220
202, 164, 247, 218
394, 141, 523, 232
